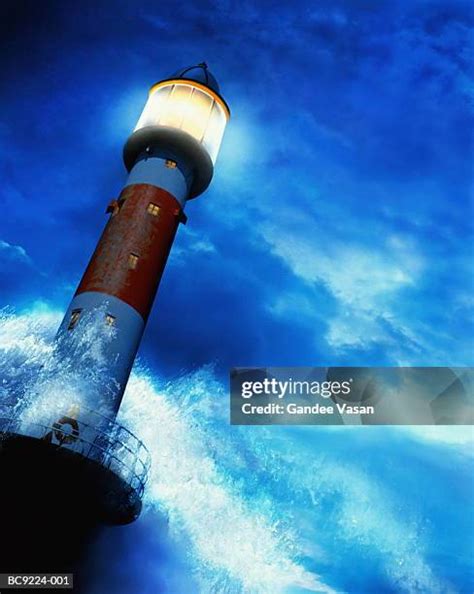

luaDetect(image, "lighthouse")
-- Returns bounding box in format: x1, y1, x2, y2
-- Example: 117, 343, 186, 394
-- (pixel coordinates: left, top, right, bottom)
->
0, 63, 229, 576
57, 62, 230, 416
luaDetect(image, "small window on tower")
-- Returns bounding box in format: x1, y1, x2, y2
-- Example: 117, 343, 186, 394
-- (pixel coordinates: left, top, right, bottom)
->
165, 159, 177, 169
105, 314, 116, 327
128, 253, 139, 270
147, 203, 161, 217
68, 309, 82, 331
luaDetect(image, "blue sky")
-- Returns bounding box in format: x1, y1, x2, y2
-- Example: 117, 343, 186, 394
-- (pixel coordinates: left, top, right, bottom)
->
0, 4, 473, 593
0, 0, 472, 377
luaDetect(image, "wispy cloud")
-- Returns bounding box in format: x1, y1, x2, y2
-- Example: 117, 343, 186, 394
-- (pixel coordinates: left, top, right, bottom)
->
260, 220, 429, 357
0, 239, 32, 264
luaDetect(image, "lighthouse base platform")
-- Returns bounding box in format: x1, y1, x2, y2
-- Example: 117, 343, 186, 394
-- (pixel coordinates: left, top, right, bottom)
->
0, 406, 150, 578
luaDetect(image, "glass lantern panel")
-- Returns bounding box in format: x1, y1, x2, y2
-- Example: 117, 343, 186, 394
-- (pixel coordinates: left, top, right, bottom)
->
180, 87, 214, 144
134, 85, 171, 130
202, 101, 227, 164
158, 84, 192, 129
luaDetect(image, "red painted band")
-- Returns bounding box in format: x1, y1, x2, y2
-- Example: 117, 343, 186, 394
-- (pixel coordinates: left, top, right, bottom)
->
76, 183, 184, 320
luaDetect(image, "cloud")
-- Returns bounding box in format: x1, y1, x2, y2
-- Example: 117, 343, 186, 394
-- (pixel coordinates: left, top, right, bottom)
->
403, 425, 474, 449
260, 220, 429, 356
169, 228, 217, 263
262, 231, 422, 308
0, 239, 32, 264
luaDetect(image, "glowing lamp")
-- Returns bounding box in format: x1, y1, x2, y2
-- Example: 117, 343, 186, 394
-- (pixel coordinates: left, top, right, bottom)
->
124, 63, 230, 197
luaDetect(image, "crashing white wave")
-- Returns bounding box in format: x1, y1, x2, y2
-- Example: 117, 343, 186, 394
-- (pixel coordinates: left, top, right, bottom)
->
1, 305, 471, 594
0, 307, 333, 594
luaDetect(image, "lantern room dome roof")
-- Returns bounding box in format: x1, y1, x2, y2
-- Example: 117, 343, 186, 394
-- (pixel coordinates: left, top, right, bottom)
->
168, 62, 221, 94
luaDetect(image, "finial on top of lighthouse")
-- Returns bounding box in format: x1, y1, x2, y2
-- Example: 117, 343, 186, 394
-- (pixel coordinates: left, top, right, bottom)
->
168, 62, 221, 94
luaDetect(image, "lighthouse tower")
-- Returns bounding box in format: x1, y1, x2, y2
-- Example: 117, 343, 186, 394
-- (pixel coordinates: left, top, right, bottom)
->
0, 64, 229, 576
57, 62, 230, 416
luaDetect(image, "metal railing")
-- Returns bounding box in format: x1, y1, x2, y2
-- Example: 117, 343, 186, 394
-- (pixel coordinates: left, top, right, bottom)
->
0, 404, 151, 499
